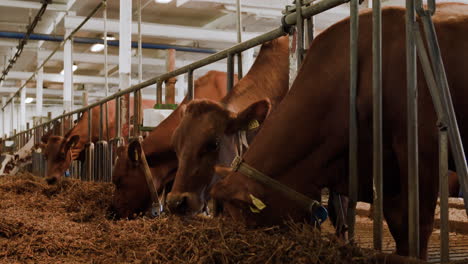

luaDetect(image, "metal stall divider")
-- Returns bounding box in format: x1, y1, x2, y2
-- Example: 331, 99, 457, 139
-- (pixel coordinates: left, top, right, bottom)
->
95, 103, 110, 182
70, 112, 81, 179
372, 0, 383, 251
347, 0, 359, 242
85, 108, 94, 181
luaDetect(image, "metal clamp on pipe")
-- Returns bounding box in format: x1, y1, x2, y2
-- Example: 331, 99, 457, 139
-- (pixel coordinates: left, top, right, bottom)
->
281, 5, 296, 33
415, 0, 435, 16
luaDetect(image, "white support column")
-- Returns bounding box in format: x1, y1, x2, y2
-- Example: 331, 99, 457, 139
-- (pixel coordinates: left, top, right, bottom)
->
1, 97, 5, 137
36, 57, 44, 120
20, 81, 26, 131
119, 0, 132, 135
63, 28, 74, 112
10, 93, 14, 136
0, 110, 3, 138
119, 0, 132, 89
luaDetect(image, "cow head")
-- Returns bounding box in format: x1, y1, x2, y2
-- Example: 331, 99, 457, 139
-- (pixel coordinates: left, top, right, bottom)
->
44, 135, 80, 184
211, 169, 324, 227
110, 141, 178, 219
167, 99, 271, 215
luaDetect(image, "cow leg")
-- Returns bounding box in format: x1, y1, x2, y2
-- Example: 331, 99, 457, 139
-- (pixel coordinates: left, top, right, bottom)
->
385, 143, 437, 260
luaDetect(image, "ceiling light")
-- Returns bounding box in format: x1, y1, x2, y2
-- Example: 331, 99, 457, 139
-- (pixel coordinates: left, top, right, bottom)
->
155, 0, 172, 3
60, 64, 78, 75
90, 43, 105, 52
25, 97, 34, 104
90, 35, 116, 52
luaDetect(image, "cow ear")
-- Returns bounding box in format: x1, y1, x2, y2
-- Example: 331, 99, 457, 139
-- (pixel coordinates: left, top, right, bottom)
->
128, 140, 143, 163
64, 135, 80, 153
226, 99, 271, 133
179, 104, 187, 119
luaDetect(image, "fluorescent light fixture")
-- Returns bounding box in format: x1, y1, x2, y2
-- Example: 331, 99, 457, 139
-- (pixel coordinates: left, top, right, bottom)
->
90, 43, 104, 52
90, 35, 116, 53
25, 97, 34, 104
155, 0, 172, 3
60, 64, 78, 75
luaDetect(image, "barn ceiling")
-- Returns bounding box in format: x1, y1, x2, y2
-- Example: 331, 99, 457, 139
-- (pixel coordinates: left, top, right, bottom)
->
0, 0, 465, 103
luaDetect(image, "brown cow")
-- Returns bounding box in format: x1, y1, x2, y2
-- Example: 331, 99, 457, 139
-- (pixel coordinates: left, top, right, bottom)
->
110, 71, 233, 219
211, 4, 468, 260
167, 36, 289, 215
44, 98, 155, 184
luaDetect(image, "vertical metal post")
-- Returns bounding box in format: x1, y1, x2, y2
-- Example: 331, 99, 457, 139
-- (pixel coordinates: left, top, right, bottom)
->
2, 97, 6, 136
348, 0, 359, 242
295, 0, 304, 67
236, 0, 243, 79
133, 91, 140, 137
372, 0, 383, 251
10, 95, 14, 136
119, 0, 132, 139
227, 54, 235, 93
36, 58, 43, 119
99, 104, 103, 140
20, 82, 26, 131
104, 0, 109, 140
165, 49, 177, 104
306, 16, 314, 48
137, 0, 143, 84
88, 108, 92, 142
156, 81, 163, 105
1, 109, 4, 138
407, 0, 419, 258
439, 129, 449, 263
116, 96, 121, 138
417, 6, 468, 215
63, 28, 74, 113
60, 116, 65, 137
135, 0, 143, 138
187, 71, 194, 101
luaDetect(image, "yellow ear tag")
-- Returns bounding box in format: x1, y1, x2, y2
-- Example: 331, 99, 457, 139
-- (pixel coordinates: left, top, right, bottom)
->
134, 150, 139, 161
250, 206, 261, 213
249, 194, 266, 212
248, 119, 260, 130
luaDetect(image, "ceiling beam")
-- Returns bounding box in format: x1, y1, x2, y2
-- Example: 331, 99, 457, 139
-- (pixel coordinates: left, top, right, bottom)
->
5, 71, 121, 85
64, 16, 263, 44
0, 0, 68, 11
37, 51, 229, 72
0, 87, 157, 102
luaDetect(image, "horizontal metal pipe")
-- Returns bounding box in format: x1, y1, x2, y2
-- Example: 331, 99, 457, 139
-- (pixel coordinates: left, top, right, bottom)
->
5, 0, 350, 139
0, 32, 217, 54
283, 0, 349, 25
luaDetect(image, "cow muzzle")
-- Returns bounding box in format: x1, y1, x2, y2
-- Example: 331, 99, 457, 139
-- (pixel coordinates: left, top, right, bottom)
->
166, 192, 202, 216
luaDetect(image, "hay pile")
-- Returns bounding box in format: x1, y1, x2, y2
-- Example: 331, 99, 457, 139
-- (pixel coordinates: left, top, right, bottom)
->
0, 173, 398, 264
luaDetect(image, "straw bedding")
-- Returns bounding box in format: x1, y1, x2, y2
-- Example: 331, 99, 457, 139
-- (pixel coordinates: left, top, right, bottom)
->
0, 173, 398, 264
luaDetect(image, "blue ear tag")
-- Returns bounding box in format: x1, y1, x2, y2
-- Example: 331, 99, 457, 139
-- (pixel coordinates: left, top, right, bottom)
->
310, 205, 328, 226
64, 170, 71, 178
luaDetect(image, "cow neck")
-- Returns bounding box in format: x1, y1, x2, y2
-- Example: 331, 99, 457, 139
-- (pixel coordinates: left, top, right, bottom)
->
221, 37, 289, 113
237, 29, 351, 196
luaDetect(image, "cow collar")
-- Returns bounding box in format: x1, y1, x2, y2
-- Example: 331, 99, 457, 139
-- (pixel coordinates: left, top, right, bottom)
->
134, 137, 165, 217
230, 156, 328, 226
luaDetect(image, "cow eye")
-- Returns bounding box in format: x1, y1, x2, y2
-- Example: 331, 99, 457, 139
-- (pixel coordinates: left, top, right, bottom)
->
203, 138, 219, 154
